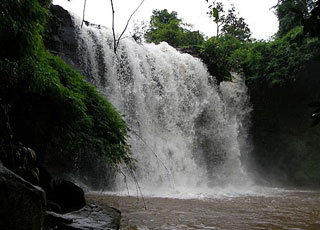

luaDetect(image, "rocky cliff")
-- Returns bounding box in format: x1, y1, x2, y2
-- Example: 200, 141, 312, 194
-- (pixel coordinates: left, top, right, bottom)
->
248, 60, 320, 186
44, 6, 115, 190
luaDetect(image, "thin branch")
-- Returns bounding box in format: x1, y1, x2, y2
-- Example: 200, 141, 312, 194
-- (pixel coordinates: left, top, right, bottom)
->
110, 0, 146, 53
130, 129, 175, 189
126, 164, 147, 210
81, 0, 87, 28
110, 0, 117, 53
120, 168, 130, 197
115, 0, 146, 50
120, 35, 131, 41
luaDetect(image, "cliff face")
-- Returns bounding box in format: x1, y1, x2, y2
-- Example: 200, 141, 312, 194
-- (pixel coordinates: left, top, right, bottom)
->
248, 60, 320, 186
44, 5, 80, 71
44, 5, 115, 190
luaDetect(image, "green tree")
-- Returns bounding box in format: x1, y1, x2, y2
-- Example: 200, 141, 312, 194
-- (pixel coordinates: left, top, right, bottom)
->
207, 1, 225, 38
207, 1, 251, 41
144, 9, 204, 47
221, 6, 252, 41
200, 34, 245, 83
145, 9, 183, 47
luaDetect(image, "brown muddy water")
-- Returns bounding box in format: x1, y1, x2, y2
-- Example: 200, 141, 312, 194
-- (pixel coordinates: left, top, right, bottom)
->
86, 190, 320, 230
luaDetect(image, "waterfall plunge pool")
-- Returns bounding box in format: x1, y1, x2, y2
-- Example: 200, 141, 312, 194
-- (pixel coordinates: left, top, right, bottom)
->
87, 190, 320, 230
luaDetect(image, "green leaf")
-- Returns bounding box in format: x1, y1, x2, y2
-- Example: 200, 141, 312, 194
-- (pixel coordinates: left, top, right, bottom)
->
213, 8, 219, 23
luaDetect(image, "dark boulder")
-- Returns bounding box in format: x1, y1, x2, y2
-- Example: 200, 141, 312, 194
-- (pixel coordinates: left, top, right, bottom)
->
48, 179, 86, 213
38, 166, 86, 213
0, 161, 46, 230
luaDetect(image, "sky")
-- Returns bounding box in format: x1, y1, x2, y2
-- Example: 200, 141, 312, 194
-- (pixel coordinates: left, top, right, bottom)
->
53, 0, 279, 40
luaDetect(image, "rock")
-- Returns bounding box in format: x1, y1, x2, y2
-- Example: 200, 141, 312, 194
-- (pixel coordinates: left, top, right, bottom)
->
38, 166, 86, 213
44, 5, 79, 71
0, 161, 46, 230
44, 204, 121, 230
14, 144, 40, 185
46, 200, 62, 213
48, 179, 86, 213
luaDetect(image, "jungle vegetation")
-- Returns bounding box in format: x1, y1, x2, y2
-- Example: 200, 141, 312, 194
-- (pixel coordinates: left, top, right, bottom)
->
0, 0, 134, 174
138, 0, 320, 84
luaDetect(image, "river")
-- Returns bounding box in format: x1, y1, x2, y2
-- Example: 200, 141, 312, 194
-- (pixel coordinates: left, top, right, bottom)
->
87, 189, 320, 230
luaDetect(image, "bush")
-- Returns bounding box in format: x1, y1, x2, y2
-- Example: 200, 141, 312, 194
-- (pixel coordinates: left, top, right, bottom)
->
199, 26, 320, 85
200, 35, 244, 82
236, 26, 320, 85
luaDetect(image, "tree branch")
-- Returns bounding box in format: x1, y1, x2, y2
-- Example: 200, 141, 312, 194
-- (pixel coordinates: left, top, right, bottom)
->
115, 0, 146, 51
81, 0, 87, 28
110, 0, 117, 53
110, 0, 146, 54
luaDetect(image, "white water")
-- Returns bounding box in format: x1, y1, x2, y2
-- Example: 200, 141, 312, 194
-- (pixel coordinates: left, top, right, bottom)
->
73, 17, 254, 197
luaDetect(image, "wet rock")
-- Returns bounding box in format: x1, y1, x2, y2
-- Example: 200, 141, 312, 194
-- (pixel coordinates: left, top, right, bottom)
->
38, 166, 86, 213
46, 200, 62, 213
44, 204, 121, 230
0, 161, 46, 230
48, 179, 86, 213
44, 4, 79, 70
13, 144, 40, 185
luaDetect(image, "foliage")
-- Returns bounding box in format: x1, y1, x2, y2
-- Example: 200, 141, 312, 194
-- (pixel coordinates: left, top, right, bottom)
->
144, 9, 204, 47
221, 6, 252, 41
207, 1, 251, 40
0, 0, 48, 59
302, 0, 320, 37
207, 1, 225, 37
199, 25, 320, 85
275, 0, 318, 37
238, 26, 319, 85
200, 35, 243, 82
0, 0, 134, 170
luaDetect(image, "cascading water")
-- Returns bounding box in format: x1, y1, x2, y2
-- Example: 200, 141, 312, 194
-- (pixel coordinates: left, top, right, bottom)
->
73, 17, 253, 196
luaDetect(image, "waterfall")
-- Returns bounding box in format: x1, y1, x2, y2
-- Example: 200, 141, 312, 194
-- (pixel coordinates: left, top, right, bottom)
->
73, 17, 253, 196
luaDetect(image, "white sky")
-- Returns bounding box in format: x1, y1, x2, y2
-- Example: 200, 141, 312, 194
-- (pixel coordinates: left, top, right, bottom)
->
53, 0, 279, 40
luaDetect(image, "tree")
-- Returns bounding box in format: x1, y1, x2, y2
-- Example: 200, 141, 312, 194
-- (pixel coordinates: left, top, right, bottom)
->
207, 1, 225, 38
144, 9, 204, 47
221, 6, 251, 41
183, 30, 205, 47
207, 1, 251, 41
144, 9, 184, 47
